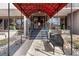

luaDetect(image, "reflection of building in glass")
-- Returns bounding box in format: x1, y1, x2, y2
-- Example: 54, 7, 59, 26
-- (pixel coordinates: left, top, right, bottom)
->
0, 3, 79, 56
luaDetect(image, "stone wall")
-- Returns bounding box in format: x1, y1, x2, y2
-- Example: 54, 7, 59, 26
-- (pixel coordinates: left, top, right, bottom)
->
67, 10, 79, 34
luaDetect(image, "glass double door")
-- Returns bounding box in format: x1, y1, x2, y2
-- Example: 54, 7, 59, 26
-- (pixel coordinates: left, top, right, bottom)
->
30, 16, 48, 39
32, 16, 45, 30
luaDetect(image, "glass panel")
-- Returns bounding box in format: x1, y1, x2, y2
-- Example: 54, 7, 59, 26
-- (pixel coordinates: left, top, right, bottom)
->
8, 3, 25, 56
0, 3, 8, 56
0, 3, 79, 56
0, 3, 25, 56
47, 4, 73, 55
71, 3, 79, 56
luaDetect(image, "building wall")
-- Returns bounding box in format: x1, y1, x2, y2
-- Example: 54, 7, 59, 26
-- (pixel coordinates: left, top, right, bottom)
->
67, 10, 79, 34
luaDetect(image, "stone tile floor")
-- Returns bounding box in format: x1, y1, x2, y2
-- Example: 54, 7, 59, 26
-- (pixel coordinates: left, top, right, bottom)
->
26, 40, 64, 56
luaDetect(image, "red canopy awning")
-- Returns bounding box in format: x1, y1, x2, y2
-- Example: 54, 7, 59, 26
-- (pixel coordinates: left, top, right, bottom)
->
13, 3, 67, 18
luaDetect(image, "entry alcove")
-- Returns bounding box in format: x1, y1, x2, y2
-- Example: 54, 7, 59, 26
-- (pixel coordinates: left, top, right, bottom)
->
29, 12, 50, 29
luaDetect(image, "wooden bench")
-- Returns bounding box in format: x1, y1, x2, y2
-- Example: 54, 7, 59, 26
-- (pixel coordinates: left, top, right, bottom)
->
49, 33, 65, 54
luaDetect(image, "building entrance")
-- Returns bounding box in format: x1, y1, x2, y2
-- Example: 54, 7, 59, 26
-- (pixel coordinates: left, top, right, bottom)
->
29, 16, 48, 39
32, 16, 45, 30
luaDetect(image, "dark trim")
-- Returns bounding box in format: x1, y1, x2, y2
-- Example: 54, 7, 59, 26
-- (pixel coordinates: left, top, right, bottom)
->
8, 3, 10, 56
70, 3, 73, 55
20, 7, 23, 44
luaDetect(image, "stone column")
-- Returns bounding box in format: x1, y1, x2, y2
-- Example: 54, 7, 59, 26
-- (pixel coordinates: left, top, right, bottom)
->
24, 16, 30, 38
24, 16, 27, 37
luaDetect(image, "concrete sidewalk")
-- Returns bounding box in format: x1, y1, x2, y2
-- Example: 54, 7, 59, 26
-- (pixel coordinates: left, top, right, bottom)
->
26, 40, 64, 56
26, 28, 64, 56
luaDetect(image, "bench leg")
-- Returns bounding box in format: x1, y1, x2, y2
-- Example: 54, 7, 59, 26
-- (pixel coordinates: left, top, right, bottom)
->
62, 46, 65, 55
53, 46, 55, 55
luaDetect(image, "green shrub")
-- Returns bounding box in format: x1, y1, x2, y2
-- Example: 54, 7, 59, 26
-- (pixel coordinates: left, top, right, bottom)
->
74, 42, 79, 49
0, 39, 8, 46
